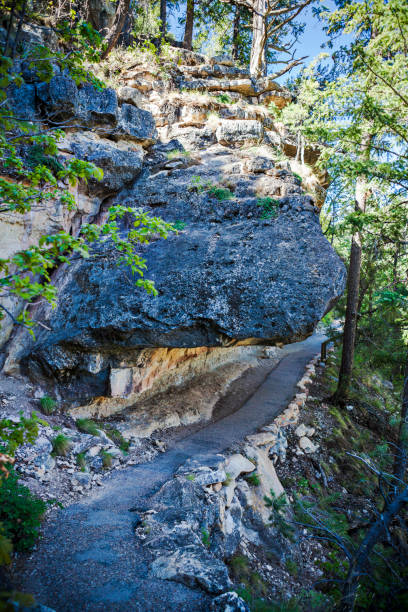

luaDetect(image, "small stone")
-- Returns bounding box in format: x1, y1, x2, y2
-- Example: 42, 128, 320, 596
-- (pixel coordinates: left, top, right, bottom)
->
72, 472, 92, 486
86, 445, 102, 458
295, 424, 315, 438
211, 591, 250, 611
224, 454, 255, 479
298, 436, 318, 454
246, 432, 277, 447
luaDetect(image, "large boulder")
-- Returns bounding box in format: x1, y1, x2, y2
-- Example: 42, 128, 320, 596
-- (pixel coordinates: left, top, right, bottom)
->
37, 75, 80, 120
67, 133, 144, 196
114, 103, 157, 144
150, 546, 232, 594
12, 145, 345, 395
78, 82, 118, 126
7, 82, 37, 120
216, 120, 263, 146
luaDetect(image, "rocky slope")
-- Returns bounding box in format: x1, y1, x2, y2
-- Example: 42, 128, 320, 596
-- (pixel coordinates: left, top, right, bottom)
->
2, 44, 345, 423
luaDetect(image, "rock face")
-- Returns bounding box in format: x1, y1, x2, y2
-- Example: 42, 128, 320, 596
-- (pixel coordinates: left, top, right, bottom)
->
136, 447, 291, 599
2, 47, 345, 414
19, 150, 344, 392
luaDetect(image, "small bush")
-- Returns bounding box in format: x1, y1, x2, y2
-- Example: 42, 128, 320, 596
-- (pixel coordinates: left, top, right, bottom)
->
76, 418, 100, 436
285, 558, 299, 577
216, 93, 233, 104
26, 144, 64, 175
222, 472, 233, 486
264, 490, 294, 540
245, 472, 261, 486
103, 425, 130, 452
208, 185, 234, 201
201, 527, 210, 548
39, 395, 57, 415
172, 220, 187, 231
76, 452, 87, 471
185, 474, 195, 481
0, 472, 46, 551
293, 172, 302, 183
166, 149, 190, 160
257, 197, 280, 219
51, 434, 71, 457
100, 450, 113, 468
230, 554, 251, 579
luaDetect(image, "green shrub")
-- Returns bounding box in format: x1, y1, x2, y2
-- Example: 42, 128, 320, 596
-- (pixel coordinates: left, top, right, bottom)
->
222, 472, 233, 486
0, 527, 12, 565
208, 185, 234, 201
216, 93, 233, 104
293, 172, 303, 183
296, 477, 309, 495
51, 434, 71, 457
39, 395, 57, 415
76, 418, 100, 436
230, 554, 251, 580
76, 452, 87, 471
26, 144, 64, 175
257, 197, 280, 219
0, 412, 41, 456
0, 472, 46, 551
166, 149, 190, 160
245, 472, 261, 486
103, 425, 130, 452
201, 527, 210, 548
285, 558, 299, 577
264, 490, 294, 539
172, 220, 187, 231
100, 450, 113, 468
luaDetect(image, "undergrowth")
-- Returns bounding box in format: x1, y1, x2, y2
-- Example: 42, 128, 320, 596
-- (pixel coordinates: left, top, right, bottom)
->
0, 471, 47, 551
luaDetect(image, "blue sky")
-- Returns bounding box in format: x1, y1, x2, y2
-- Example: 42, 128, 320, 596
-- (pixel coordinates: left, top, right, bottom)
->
167, 1, 344, 80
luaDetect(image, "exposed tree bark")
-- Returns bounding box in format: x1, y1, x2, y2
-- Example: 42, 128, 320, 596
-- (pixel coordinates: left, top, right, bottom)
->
118, 11, 134, 48
339, 486, 408, 612
10, 0, 27, 58
333, 231, 363, 405
86, 0, 116, 34
3, 0, 17, 56
249, 0, 267, 77
160, 0, 167, 38
332, 135, 372, 405
230, 0, 313, 78
394, 358, 408, 482
232, 5, 241, 60
183, 0, 195, 50
100, 0, 131, 59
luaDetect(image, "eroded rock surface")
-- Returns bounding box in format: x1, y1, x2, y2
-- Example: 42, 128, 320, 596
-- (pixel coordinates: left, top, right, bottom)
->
19, 151, 344, 396
3, 47, 345, 417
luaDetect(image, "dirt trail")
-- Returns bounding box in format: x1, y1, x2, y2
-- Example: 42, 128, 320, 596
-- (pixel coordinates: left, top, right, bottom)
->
14, 334, 323, 612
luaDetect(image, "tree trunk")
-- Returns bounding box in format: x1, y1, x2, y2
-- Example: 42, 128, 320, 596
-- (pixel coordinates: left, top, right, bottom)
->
332, 136, 371, 405
86, 0, 116, 34
183, 0, 195, 50
249, 0, 267, 77
333, 231, 363, 405
100, 0, 131, 59
394, 358, 408, 482
232, 5, 241, 60
160, 0, 167, 38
